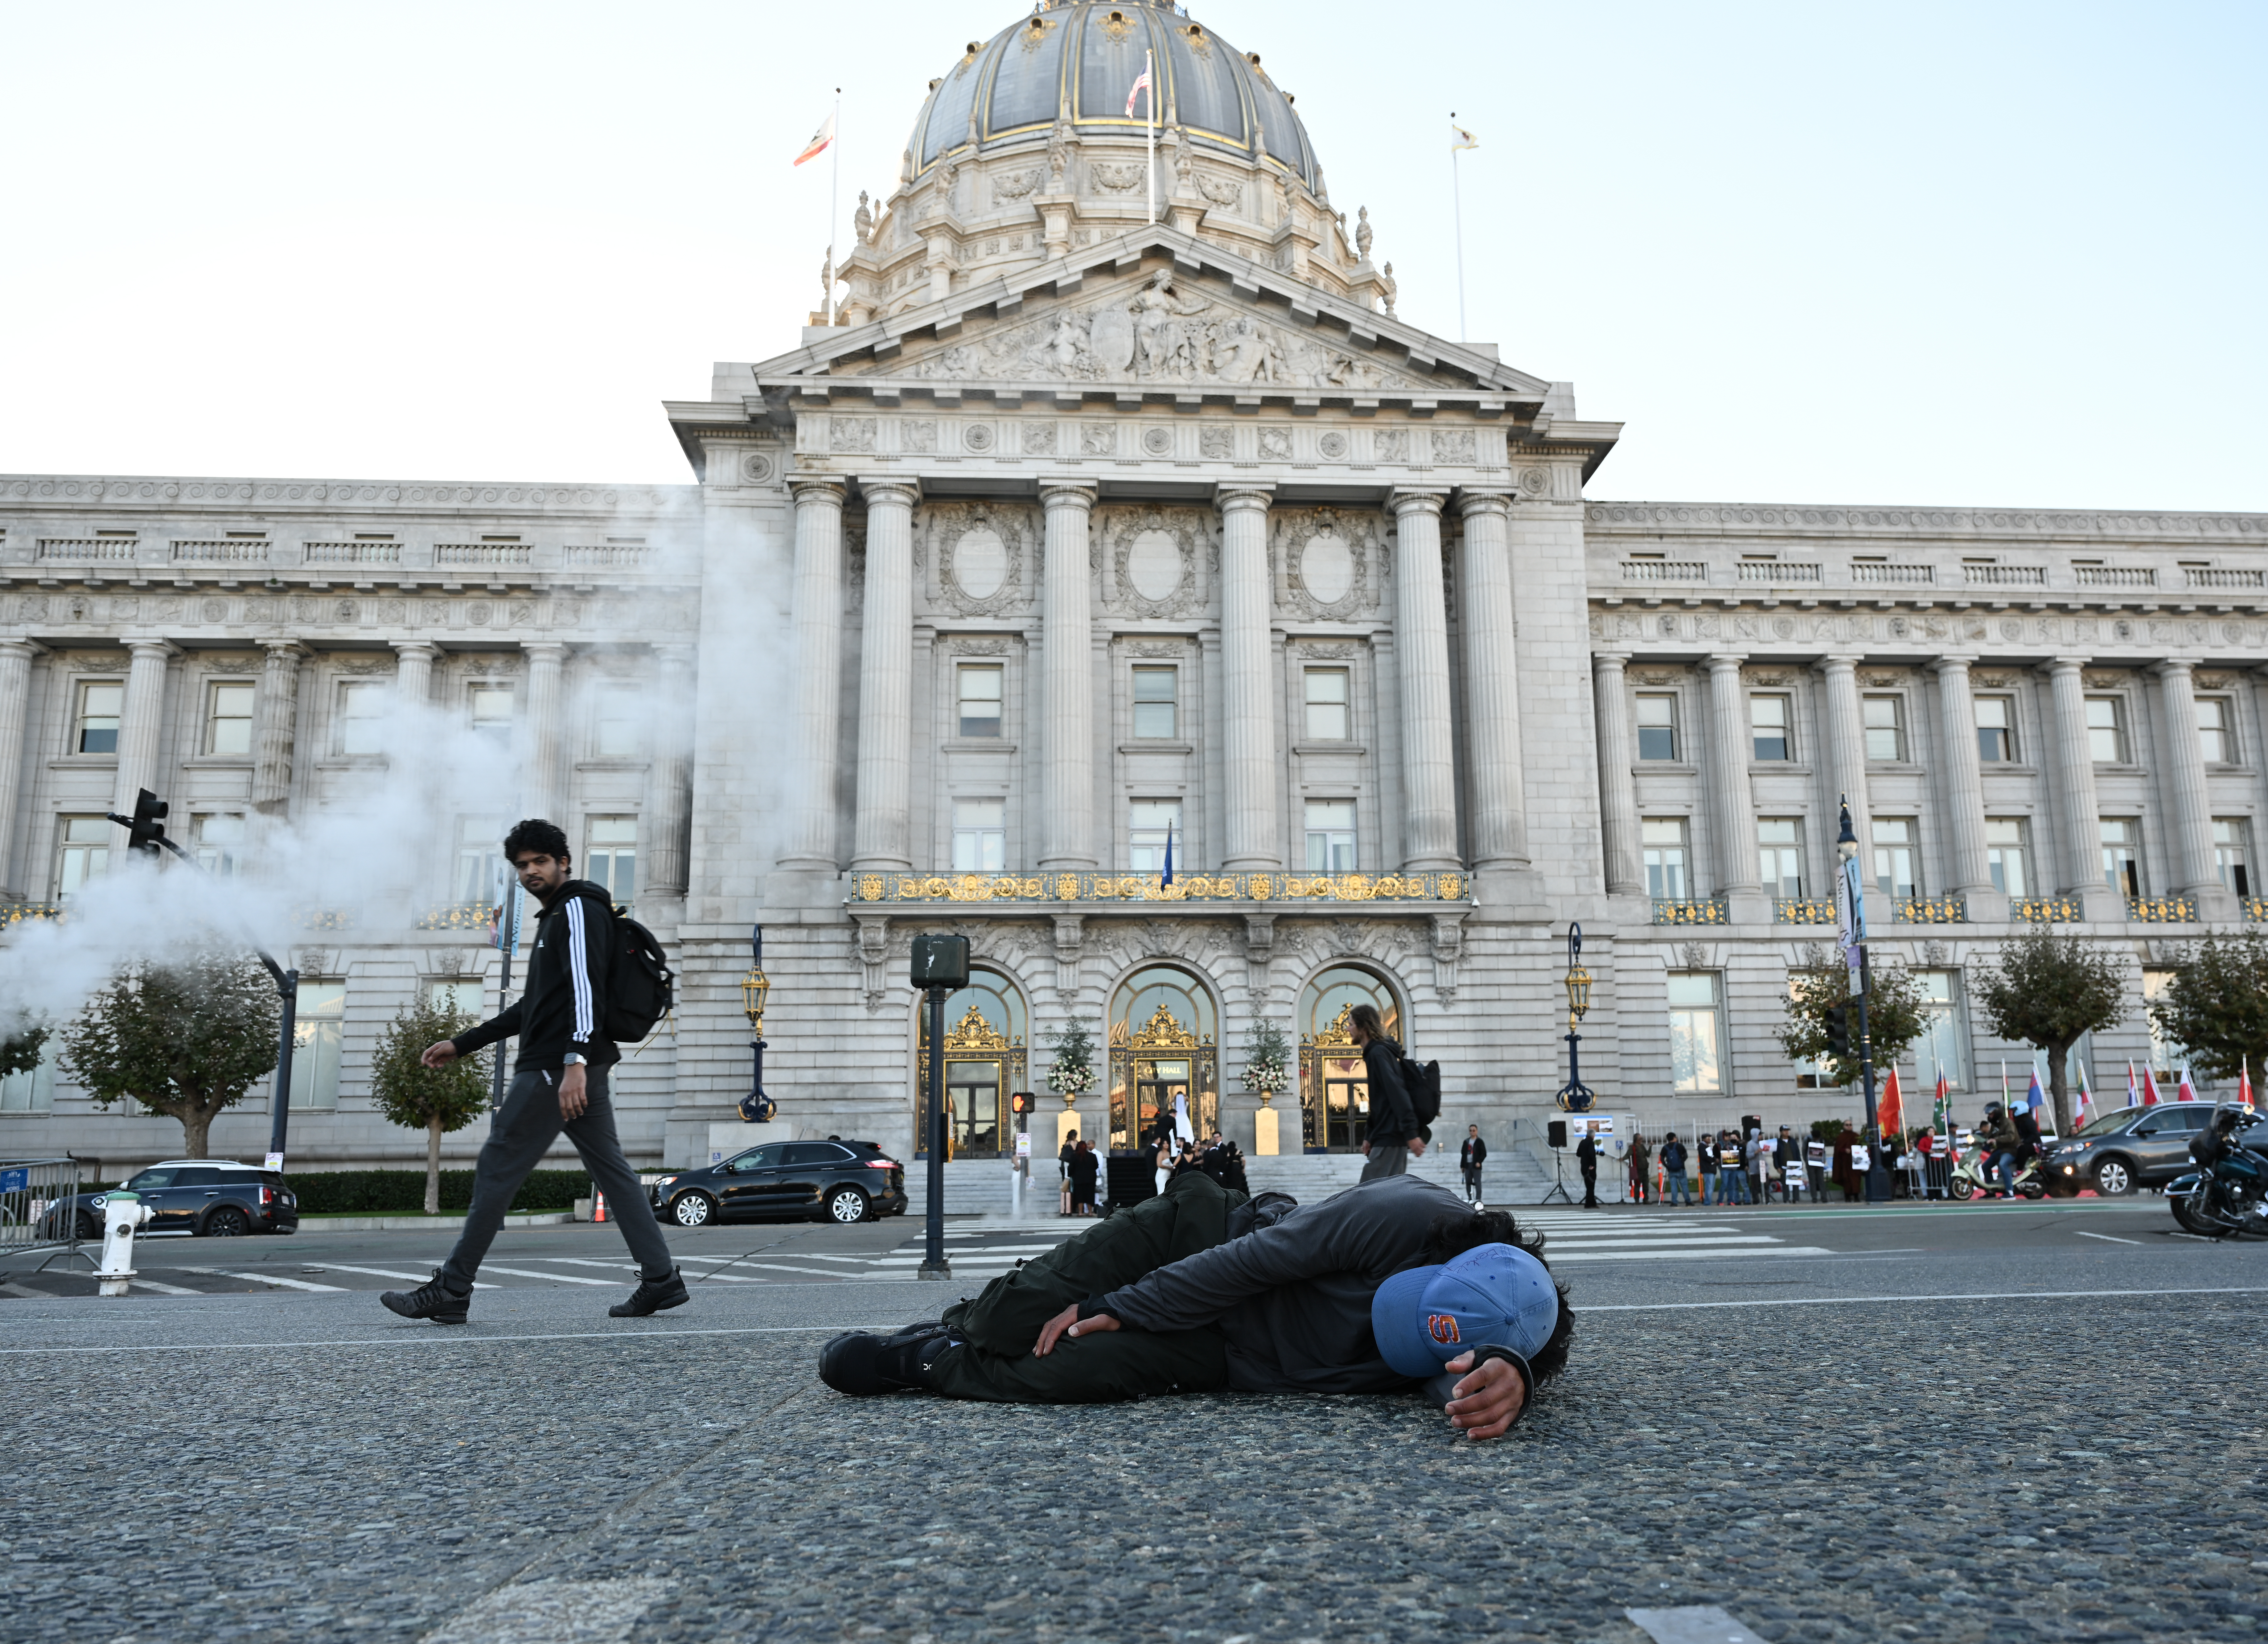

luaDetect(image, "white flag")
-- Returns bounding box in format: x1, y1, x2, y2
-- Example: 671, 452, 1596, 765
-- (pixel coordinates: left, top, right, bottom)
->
1450, 120, 1478, 151
794, 111, 835, 167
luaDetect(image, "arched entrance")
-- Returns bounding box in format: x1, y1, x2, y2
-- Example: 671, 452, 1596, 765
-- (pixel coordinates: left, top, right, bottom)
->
1107, 966, 1218, 1151
1298, 966, 1401, 1153
914, 967, 1028, 1158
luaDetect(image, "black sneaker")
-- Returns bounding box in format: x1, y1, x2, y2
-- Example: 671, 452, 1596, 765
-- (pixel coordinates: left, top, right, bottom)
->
819, 1331, 947, 1395
609, 1266, 689, 1318
380, 1269, 470, 1325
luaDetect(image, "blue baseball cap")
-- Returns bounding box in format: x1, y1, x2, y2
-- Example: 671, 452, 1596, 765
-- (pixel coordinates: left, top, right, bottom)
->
1371, 1243, 1559, 1378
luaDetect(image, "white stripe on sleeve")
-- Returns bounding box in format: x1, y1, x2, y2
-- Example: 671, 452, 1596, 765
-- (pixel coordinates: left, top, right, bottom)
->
564, 896, 596, 1042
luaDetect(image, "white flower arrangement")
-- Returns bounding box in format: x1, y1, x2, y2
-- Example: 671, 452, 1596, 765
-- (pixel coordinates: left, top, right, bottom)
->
1044, 1020, 1097, 1102
1241, 1019, 1292, 1100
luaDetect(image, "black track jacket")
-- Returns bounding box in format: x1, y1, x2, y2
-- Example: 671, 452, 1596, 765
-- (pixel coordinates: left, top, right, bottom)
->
451, 881, 619, 1073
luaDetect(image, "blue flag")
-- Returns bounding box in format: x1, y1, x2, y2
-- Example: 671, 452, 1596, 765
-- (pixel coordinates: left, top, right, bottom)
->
1161, 821, 1174, 887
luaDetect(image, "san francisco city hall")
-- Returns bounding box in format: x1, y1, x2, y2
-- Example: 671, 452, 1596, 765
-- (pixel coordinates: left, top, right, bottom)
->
3, 0, 2263, 1187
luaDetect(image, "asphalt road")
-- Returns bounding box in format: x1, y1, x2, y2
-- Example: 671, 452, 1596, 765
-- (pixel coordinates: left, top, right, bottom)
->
2, 1194, 2263, 1643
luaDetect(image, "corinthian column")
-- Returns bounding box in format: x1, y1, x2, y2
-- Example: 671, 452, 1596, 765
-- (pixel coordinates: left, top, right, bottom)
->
1456, 490, 1528, 869
112, 639, 179, 817
1389, 489, 1458, 870
1216, 484, 1279, 870
853, 480, 920, 872
2042, 657, 2110, 917
252, 641, 306, 816
1703, 654, 1761, 917
645, 643, 696, 897
0, 640, 42, 896
1815, 653, 1879, 918
1592, 651, 1641, 895
779, 479, 848, 870
519, 641, 569, 823
1040, 482, 1099, 869
1929, 657, 1995, 910
391, 641, 439, 708
2154, 658, 2226, 913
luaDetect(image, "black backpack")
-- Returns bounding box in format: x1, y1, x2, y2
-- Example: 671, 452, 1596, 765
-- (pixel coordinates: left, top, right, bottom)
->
577, 891, 675, 1044
1399, 1053, 1442, 1136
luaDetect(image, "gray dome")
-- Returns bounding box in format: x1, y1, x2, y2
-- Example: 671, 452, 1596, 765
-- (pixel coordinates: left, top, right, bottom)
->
909, 1, 1321, 192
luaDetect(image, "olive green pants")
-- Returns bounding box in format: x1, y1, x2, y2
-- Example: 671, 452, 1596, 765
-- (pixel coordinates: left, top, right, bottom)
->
926, 1170, 1242, 1403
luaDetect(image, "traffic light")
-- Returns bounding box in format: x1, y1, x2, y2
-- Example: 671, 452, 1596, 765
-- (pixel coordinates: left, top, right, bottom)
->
1824, 1004, 1851, 1062
1009, 1091, 1036, 1117
117, 788, 170, 856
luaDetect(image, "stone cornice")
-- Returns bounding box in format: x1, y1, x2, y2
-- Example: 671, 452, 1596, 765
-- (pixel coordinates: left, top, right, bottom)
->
1586, 499, 2268, 543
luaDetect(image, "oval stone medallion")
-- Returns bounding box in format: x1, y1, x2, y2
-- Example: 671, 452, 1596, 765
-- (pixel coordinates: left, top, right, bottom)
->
1299, 534, 1354, 605
953, 529, 1008, 600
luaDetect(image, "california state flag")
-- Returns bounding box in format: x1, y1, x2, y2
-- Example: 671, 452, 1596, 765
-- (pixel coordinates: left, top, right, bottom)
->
794, 111, 836, 167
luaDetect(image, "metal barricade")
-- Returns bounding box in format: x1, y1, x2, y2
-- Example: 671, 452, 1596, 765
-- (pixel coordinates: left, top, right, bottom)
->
0, 1157, 86, 1268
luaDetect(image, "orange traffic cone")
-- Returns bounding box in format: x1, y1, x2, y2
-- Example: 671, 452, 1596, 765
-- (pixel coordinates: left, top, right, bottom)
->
593, 1190, 609, 1224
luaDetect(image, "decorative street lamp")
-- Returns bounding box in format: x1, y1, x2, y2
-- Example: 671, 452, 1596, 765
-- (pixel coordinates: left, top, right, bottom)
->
1835, 799, 1891, 1201
738, 925, 775, 1123
1555, 922, 1595, 1113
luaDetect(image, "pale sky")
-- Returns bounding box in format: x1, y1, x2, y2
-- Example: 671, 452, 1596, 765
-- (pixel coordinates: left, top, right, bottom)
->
3, 1, 2260, 512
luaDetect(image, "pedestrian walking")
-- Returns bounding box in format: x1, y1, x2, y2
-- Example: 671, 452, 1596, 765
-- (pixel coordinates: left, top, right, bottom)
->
1658, 1132, 1690, 1206
1697, 1131, 1719, 1204
1575, 1126, 1600, 1208
381, 818, 684, 1325
1350, 1005, 1425, 1182
1627, 1131, 1652, 1205
1059, 1130, 1079, 1217
1460, 1124, 1488, 1208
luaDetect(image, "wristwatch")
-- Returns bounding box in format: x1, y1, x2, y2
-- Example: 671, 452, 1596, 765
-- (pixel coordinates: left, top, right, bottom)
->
563, 1053, 586, 1067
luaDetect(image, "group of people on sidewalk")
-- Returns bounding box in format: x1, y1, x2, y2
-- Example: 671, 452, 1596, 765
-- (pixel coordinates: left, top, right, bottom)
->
1574, 1124, 1887, 1208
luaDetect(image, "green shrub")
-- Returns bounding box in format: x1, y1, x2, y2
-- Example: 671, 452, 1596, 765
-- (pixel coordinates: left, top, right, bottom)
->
281, 1168, 591, 1216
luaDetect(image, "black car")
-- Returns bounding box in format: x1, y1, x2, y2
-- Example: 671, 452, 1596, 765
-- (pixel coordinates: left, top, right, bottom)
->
649, 1139, 907, 1227
41, 1160, 299, 1239
2047, 1105, 2268, 1196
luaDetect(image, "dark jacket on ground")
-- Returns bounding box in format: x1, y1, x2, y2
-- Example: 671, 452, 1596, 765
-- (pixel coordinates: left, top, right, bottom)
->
452, 880, 619, 1073
1361, 1036, 1419, 1147
1095, 1175, 1473, 1403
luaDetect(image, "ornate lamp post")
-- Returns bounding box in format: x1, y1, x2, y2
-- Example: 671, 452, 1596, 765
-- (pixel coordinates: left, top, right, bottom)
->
1555, 923, 1595, 1113
738, 925, 775, 1123
1835, 801, 1890, 1200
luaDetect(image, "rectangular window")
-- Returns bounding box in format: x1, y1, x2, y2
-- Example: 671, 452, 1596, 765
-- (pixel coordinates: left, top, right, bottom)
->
194, 813, 246, 877
585, 816, 637, 907
454, 818, 503, 905
1749, 694, 1791, 761
951, 798, 1005, 872
1974, 696, 2015, 763
2143, 968, 2187, 1077
1985, 818, 2030, 898
2085, 696, 2125, 764
1787, 973, 1834, 1089
204, 681, 256, 756
956, 665, 1003, 739
1635, 694, 1678, 761
75, 682, 123, 755
1862, 695, 1904, 762
1303, 668, 1349, 741
55, 816, 110, 899
1642, 817, 1690, 900
1757, 817, 1804, 899
332, 680, 384, 756
2197, 698, 2232, 765
426, 979, 486, 1020
468, 684, 514, 742
2213, 817, 2251, 899
1128, 799, 1181, 873
1304, 800, 1356, 872
2100, 817, 2142, 897
1872, 818, 1919, 900
1666, 972, 1724, 1095
0, 1036, 57, 1115
1911, 970, 1967, 1093
1131, 666, 1177, 740
592, 686, 644, 759
288, 982, 346, 1113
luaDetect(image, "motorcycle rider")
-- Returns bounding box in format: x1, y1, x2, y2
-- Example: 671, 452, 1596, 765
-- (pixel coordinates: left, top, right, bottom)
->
1979, 1102, 2023, 1197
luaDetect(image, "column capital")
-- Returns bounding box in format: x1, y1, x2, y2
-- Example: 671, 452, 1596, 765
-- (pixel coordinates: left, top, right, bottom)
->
120, 636, 182, 661
1926, 654, 1974, 677
1702, 651, 1747, 674
2151, 656, 2198, 679
390, 640, 442, 661
520, 640, 570, 661
2041, 654, 2089, 677
652, 641, 697, 666
1454, 488, 1516, 519
260, 639, 310, 661
858, 476, 923, 508
1387, 487, 1449, 518
0, 637, 47, 660
1591, 649, 1632, 670
1037, 480, 1099, 509
788, 476, 848, 504
1814, 651, 1862, 675
1212, 482, 1276, 513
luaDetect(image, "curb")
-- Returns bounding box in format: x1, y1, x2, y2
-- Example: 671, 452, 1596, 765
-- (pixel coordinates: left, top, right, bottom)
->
286, 1212, 577, 1233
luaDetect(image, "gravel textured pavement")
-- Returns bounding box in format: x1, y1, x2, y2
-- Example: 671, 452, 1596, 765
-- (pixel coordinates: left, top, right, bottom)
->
2, 1204, 2264, 1643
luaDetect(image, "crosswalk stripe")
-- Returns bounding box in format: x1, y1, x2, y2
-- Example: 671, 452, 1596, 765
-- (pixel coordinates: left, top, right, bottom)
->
128, 1277, 203, 1296
179, 1267, 345, 1292
472, 1265, 617, 1286
309, 1263, 502, 1290
1548, 1246, 1837, 1263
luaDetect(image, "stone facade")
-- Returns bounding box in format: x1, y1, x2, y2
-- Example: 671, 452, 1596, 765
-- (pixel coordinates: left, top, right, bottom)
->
3, 0, 2264, 1178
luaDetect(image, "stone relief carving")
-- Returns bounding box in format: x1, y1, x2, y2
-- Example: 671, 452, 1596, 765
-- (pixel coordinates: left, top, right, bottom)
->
963, 422, 996, 453
1374, 429, 1410, 463
929, 503, 1033, 619
992, 167, 1043, 203
1199, 426, 1232, 460
1129, 640, 1184, 658
944, 636, 1012, 657
1317, 431, 1348, 460
1298, 642, 1358, 660
1141, 426, 1173, 456
831, 417, 877, 454
741, 451, 776, 483
902, 420, 938, 454
1257, 428, 1293, 461
1276, 508, 1378, 621
1080, 423, 1117, 457
1091, 162, 1145, 193
1519, 466, 1549, 496
1102, 505, 1209, 620
1431, 429, 1477, 464
1022, 423, 1056, 455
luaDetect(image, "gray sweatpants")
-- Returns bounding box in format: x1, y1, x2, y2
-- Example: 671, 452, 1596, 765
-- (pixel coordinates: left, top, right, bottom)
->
442, 1065, 672, 1292
1360, 1139, 1412, 1182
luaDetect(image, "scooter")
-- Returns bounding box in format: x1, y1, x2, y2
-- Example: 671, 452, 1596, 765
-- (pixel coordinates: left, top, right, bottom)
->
2167, 1105, 2268, 1238
1944, 1149, 2047, 1201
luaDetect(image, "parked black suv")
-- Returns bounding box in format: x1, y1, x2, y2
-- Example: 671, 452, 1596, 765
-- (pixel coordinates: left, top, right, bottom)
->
649, 1140, 907, 1227
2047, 1105, 2268, 1196
41, 1160, 299, 1239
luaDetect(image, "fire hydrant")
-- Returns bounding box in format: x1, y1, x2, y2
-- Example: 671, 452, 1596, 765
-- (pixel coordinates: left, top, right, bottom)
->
96, 1191, 152, 1297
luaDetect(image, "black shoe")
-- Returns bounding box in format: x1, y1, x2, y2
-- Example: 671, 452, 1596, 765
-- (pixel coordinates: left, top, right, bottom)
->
380, 1269, 470, 1325
885, 1318, 950, 1344
819, 1331, 944, 1396
608, 1266, 689, 1318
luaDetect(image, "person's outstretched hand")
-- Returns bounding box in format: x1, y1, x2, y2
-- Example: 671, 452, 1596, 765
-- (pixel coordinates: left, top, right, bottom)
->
1441, 1350, 1525, 1440
1033, 1303, 1120, 1357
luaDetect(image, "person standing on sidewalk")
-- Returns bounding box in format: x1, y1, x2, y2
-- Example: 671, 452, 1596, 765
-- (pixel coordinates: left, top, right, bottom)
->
1659, 1132, 1691, 1206
1627, 1131, 1652, 1205
381, 819, 685, 1325
1350, 1005, 1425, 1182
1575, 1125, 1600, 1208
1696, 1131, 1719, 1204
1460, 1124, 1488, 1208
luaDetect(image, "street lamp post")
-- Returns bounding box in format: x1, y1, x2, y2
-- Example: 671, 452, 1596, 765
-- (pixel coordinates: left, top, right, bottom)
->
738, 925, 774, 1123
1835, 799, 1893, 1202
1555, 923, 1595, 1114
909, 933, 968, 1282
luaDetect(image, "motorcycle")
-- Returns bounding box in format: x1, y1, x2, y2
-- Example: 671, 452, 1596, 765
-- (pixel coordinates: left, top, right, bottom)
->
1944, 1148, 2047, 1201
2166, 1105, 2268, 1239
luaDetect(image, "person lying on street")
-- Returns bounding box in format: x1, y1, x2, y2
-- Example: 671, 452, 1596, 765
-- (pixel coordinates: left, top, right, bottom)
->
818, 1172, 1572, 1441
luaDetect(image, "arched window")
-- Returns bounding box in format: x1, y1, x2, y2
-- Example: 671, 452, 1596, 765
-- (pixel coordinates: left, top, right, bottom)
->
1107, 965, 1218, 1151
915, 967, 1028, 1158
1298, 966, 1401, 1153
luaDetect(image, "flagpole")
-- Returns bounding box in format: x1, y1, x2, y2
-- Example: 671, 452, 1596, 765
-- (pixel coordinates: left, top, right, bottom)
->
1450, 112, 1467, 342
1146, 49, 1157, 226
826, 87, 842, 326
